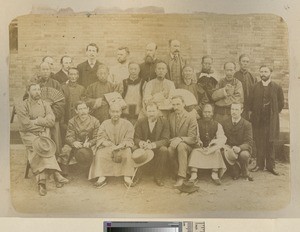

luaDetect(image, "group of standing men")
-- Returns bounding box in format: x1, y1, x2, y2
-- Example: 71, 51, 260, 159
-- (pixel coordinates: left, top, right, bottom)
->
15, 39, 285, 196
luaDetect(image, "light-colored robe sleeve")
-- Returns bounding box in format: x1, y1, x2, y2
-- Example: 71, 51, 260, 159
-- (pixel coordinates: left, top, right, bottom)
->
144, 81, 153, 101
119, 121, 134, 148
209, 123, 227, 147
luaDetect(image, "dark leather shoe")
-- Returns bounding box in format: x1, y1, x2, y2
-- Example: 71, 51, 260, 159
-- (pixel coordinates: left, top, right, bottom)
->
267, 169, 279, 176
154, 178, 164, 187
251, 166, 263, 172
38, 184, 47, 196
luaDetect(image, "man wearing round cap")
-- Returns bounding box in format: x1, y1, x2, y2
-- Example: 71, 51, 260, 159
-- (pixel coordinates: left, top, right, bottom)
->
134, 101, 170, 186
15, 82, 69, 196
88, 103, 135, 187
59, 101, 100, 175
221, 102, 253, 181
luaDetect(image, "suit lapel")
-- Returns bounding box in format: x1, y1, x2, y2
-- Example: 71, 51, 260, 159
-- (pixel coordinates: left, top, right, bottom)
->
154, 117, 163, 141
177, 111, 188, 134
143, 118, 149, 141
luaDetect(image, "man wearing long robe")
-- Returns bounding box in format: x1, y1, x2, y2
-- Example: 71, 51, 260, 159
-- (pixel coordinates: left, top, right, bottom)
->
89, 104, 135, 187
32, 61, 66, 157
177, 65, 209, 116
233, 54, 257, 120
85, 64, 121, 123
188, 104, 227, 185
196, 55, 218, 103
212, 62, 244, 123
16, 82, 68, 196
250, 65, 284, 175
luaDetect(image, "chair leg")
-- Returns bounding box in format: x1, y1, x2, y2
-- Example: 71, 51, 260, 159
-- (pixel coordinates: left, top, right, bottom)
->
25, 160, 30, 179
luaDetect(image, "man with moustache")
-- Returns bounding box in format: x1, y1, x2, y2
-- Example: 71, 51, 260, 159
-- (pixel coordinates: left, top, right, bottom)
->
234, 54, 257, 120
85, 64, 121, 123
168, 95, 198, 187
196, 55, 219, 103
177, 65, 209, 115
122, 61, 147, 124
188, 103, 227, 185
16, 82, 68, 196
61, 67, 86, 124
134, 101, 170, 186
222, 103, 253, 181
250, 65, 284, 175
59, 101, 100, 176
165, 39, 187, 87
144, 61, 176, 112
140, 42, 160, 82
89, 103, 135, 188
77, 43, 103, 88
53, 56, 73, 84
109, 47, 130, 84
31, 61, 66, 157
212, 62, 244, 123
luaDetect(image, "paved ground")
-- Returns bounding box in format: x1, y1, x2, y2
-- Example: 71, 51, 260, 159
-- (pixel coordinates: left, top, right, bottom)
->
10, 144, 290, 217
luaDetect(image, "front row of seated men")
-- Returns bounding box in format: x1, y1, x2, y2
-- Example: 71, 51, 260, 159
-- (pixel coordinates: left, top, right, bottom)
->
16, 81, 254, 196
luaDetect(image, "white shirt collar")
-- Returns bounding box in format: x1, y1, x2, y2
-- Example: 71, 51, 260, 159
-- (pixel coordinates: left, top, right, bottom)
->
62, 69, 68, 76
148, 119, 157, 132
88, 60, 96, 67
262, 79, 271, 86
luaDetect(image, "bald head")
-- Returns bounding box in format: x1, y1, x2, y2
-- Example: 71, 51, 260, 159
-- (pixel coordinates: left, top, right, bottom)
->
145, 42, 157, 62
40, 61, 51, 80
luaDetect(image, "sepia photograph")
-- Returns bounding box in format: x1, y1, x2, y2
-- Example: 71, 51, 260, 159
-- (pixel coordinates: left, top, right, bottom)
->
7, 5, 291, 217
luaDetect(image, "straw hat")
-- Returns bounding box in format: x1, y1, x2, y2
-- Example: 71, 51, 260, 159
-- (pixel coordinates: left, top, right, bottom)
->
132, 149, 154, 168
32, 136, 56, 158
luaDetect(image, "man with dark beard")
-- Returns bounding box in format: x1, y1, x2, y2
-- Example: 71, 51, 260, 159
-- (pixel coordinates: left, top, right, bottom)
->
139, 42, 160, 82
250, 65, 284, 175
188, 103, 227, 185
16, 82, 68, 196
196, 55, 219, 103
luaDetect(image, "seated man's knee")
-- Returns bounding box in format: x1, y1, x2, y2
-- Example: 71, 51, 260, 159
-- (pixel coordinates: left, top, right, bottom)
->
177, 142, 188, 153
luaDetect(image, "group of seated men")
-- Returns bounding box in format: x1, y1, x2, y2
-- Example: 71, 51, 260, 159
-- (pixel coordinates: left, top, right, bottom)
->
15, 40, 285, 196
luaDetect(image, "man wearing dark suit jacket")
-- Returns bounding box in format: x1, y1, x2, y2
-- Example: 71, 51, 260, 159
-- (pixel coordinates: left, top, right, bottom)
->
134, 102, 170, 186
164, 39, 187, 87
250, 65, 284, 175
53, 56, 72, 84
168, 95, 198, 187
222, 102, 253, 181
77, 43, 103, 88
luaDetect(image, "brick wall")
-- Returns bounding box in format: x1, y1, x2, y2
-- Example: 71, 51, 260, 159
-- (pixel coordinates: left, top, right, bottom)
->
9, 13, 289, 106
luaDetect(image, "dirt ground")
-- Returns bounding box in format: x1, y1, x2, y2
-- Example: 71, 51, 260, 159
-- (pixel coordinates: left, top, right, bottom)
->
10, 144, 290, 217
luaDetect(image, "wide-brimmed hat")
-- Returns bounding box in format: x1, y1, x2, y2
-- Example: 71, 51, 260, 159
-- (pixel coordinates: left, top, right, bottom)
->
223, 145, 238, 165
132, 149, 154, 168
178, 180, 199, 194
32, 136, 56, 158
